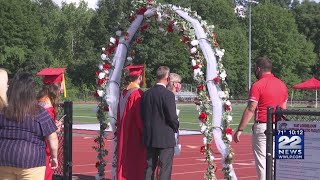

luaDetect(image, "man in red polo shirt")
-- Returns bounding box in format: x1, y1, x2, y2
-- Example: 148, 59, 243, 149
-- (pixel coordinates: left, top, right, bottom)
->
234, 56, 288, 180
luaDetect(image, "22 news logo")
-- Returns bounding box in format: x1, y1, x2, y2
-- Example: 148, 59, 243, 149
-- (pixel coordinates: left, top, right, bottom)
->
275, 131, 304, 160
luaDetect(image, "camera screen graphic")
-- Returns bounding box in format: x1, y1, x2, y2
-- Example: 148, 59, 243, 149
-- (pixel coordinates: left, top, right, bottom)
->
275, 130, 304, 159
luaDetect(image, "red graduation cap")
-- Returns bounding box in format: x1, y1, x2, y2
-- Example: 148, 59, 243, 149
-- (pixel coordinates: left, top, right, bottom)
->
37, 68, 67, 97
37, 68, 66, 84
124, 64, 144, 76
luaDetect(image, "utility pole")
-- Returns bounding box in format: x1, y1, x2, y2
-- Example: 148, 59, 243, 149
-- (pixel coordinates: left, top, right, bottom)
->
234, 0, 258, 91
247, 0, 259, 91
248, 1, 252, 91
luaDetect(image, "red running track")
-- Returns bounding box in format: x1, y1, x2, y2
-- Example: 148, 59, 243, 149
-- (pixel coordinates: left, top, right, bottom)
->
72, 131, 257, 180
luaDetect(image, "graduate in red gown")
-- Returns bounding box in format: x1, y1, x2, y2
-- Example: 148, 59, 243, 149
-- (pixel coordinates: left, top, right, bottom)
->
116, 65, 146, 180
36, 68, 67, 180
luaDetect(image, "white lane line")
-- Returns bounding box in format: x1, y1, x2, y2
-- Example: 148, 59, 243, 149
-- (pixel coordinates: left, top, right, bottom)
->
172, 166, 256, 176
73, 170, 110, 174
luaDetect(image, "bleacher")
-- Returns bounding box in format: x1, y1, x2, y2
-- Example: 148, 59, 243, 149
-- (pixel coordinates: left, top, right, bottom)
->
176, 91, 197, 102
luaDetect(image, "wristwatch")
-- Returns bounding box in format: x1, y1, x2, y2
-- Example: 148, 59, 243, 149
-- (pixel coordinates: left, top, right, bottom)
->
237, 128, 243, 132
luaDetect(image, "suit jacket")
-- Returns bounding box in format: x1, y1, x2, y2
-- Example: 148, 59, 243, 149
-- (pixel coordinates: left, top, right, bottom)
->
141, 84, 179, 148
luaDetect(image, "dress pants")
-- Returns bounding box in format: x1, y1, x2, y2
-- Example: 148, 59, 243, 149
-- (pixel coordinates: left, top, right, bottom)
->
145, 147, 174, 180
252, 123, 274, 180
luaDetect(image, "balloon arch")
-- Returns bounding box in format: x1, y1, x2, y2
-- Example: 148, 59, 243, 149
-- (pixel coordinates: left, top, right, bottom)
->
93, 1, 237, 179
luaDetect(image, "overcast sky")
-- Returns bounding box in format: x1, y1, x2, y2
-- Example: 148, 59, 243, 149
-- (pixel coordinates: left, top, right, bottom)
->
52, 0, 319, 10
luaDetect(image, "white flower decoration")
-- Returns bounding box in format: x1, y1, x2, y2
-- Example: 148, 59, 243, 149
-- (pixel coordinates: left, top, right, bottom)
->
208, 25, 215, 29
218, 91, 226, 98
216, 49, 224, 58
203, 137, 207, 145
173, 22, 179, 31
116, 30, 122, 36
209, 154, 214, 161
156, 12, 162, 21
226, 134, 233, 142
190, 47, 197, 54
201, 21, 207, 27
224, 91, 230, 98
101, 47, 105, 51
104, 69, 109, 74
191, 40, 199, 46
98, 64, 104, 71
101, 54, 107, 61
220, 70, 227, 80
225, 100, 231, 106
200, 124, 207, 133
194, 69, 203, 77
98, 72, 106, 79
110, 37, 116, 44
97, 90, 105, 97
191, 59, 196, 66
127, 56, 133, 62
227, 115, 233, 122
159, 27, 165, 32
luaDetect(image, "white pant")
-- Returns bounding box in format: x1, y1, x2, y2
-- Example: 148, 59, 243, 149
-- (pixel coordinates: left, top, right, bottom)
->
252, 123, 274, 180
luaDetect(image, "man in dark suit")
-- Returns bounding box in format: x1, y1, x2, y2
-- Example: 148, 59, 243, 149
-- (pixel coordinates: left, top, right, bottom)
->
141, 66, 179, 180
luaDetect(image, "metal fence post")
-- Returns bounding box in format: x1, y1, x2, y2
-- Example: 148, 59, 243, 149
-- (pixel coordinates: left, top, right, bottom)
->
266, 106, 274, 180
63, 101, 73, 180
275, 106, 282, 122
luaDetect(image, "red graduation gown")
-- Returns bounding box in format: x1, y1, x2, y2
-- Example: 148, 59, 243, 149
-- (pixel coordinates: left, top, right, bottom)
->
116, 88, 146, 180
39, 99, 56, 180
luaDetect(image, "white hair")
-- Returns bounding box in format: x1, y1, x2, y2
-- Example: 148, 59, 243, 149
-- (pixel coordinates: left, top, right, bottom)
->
167, 73, 182, 92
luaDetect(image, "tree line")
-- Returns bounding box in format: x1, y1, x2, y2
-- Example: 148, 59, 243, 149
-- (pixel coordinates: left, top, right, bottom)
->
0, 0, 319, 100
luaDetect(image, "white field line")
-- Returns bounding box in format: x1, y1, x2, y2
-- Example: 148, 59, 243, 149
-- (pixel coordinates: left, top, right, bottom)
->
179, 122, 253, 126
74, 115, 97, 119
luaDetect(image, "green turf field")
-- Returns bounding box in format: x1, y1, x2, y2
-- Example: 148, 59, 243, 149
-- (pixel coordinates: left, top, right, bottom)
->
72, 104, 251, 132
72, 103, 317, 134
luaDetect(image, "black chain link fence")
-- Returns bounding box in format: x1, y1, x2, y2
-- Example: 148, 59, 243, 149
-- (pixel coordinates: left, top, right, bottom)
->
266, 106, 320, 180
53, 101, 73, 180
53, 103, 64, 177
278, 109, 320, 122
